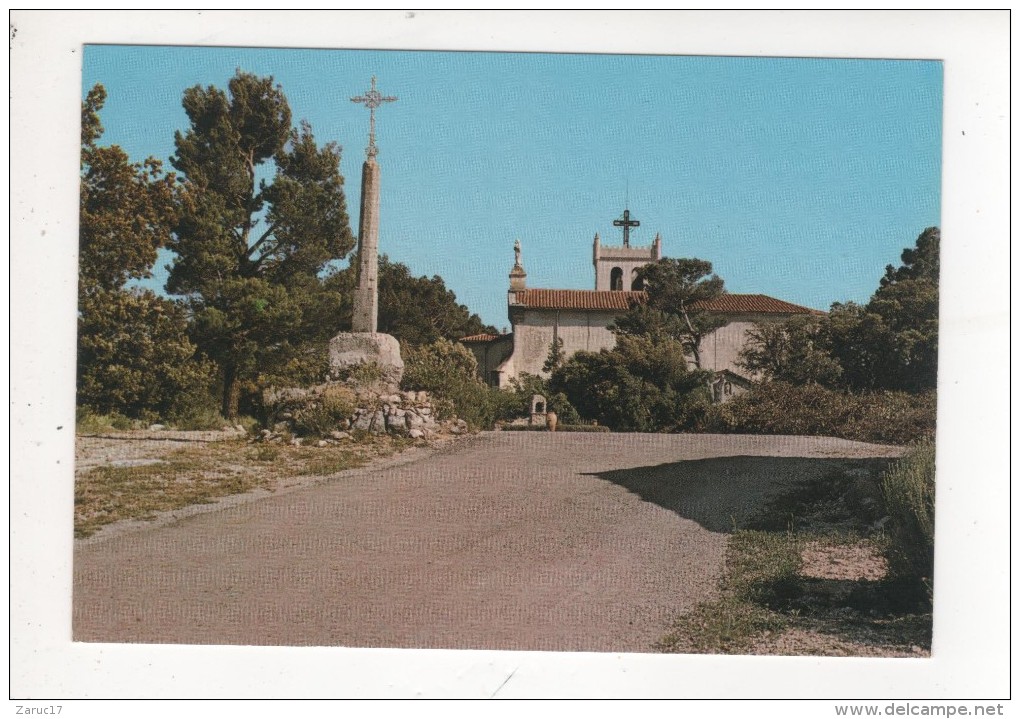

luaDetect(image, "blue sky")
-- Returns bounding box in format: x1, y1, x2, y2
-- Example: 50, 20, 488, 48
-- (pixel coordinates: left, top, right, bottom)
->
83, 46, 942, 329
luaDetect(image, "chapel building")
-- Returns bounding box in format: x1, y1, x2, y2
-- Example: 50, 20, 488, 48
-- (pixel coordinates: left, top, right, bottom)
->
461, 212, 821, 402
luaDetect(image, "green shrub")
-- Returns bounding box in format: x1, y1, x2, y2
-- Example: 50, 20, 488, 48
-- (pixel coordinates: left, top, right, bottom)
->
503, 373, 581, 425
845, 390, 937, 445
78, 289, 218, 421
402, 339, 500, 429
292, 387, 357, 438
169, 407, 231, 431
76, 409, 138, 433
550, 335, 712, 432
256, 340, 332, 388
881, 442, 935, 604
710, 381, 935, 445
337, 361, 386, 387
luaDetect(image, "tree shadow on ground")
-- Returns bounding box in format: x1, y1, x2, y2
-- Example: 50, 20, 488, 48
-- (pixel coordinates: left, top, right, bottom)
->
583, 456, 895, 533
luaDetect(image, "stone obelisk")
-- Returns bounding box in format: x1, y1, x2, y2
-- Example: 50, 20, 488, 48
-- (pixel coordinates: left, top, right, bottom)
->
352, 154, 381, 332
350, 76, 396, 333
328, 76, 404, 389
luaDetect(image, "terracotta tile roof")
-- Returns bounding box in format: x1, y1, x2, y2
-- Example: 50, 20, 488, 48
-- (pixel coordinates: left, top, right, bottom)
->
511, 289, 822, 315
510, 289, 645, 310
459, 333, 503, 343
691, 294, 823, 315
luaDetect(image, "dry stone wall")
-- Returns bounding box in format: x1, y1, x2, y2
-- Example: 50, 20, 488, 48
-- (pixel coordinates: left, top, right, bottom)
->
260, 383, 467, 445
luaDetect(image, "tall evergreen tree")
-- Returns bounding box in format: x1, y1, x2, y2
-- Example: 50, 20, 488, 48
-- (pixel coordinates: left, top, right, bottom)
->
613, 258, 726, 369
829, 227, 940, 392
321, 255, 497, 347
168, 71, 355, 417
79, 84, 177, 296
78, 84, 212, 420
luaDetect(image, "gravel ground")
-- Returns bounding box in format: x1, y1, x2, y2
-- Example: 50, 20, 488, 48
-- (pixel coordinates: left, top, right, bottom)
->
75, 429, 247, 473
73, 431, 903, 652
800, 541, 889, 582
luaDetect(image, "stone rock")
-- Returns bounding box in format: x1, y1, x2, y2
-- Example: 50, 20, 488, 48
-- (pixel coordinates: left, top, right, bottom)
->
148, 424, 166, 431
290, 437, 303, 446
386, 414, 407, 432
353, 413, 373, 432
316, 440, 328, 448
263, 386, 309, 406
328, 332, 404, 388
409, 428, 425, 439
370, 410, 386, 434
416, 391, 428, 403
407, 412, 425, 429
234, 424, 246, 433
418, 407, 431, 416
403, 391, 417, 402
330, 430, 351, 441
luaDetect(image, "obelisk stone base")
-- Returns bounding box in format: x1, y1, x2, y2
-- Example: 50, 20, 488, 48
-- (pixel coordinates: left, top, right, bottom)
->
328, 332, 404, 391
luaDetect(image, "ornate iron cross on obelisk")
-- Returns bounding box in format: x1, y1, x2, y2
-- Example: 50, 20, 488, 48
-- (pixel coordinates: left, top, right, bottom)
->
351, 75, 397, 158
613, 208, 640, 247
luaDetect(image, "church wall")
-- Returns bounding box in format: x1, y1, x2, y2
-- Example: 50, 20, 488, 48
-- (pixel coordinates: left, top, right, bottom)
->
465, 335, 514, 387
505, 306, 806, 386
509, 308, 619, 378
701, 320, 757, 375
699, 313, 801, 376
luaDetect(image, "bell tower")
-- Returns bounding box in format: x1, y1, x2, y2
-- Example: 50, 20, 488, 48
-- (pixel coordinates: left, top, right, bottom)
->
593, 208, 662, 291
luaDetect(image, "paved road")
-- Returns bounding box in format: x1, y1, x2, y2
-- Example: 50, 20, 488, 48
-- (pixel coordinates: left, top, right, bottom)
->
73, 432, 901, 652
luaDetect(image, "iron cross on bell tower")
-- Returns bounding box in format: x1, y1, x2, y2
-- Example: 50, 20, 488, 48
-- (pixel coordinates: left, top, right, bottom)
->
351, 75, 398, 158
613, 209, 640, 247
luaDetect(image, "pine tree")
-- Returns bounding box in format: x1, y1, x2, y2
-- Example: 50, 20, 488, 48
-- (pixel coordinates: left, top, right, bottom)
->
168, 71, 355, 417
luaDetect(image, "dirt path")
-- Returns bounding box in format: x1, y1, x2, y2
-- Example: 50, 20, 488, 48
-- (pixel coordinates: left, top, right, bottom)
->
73, 432, 902, 652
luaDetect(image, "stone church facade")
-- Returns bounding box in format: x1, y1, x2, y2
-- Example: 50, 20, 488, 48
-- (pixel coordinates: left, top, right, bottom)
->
461, 219, 821, 401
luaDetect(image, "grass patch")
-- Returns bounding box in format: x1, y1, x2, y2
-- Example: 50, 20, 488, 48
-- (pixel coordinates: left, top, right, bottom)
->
658, 530, 797, 654
881, 443, 935, 606
659, 596, 784, 655
291, 447, 363, 476
75, 434, 420, 538
74, 440, 265, 538
657, 463, 932, 656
